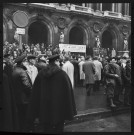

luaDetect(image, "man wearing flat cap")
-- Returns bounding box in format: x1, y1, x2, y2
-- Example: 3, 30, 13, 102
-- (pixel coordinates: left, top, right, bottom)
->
12, 55, 32, 132
26, 54, 77, 133
26, 55, 38, 85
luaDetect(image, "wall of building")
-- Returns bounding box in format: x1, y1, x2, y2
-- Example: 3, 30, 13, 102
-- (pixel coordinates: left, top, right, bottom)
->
3, 3, 131, 53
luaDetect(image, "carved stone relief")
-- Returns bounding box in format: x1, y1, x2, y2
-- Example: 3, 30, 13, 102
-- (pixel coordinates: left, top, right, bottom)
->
57, 17, 66, 29
93, 22, 103, 33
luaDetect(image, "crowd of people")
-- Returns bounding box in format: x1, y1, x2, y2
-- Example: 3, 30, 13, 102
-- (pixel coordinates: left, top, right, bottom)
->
1, 41, 131, 133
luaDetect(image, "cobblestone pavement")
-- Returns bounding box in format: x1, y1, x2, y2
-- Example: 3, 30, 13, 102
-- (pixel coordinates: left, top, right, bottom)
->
64, 113, 131, 132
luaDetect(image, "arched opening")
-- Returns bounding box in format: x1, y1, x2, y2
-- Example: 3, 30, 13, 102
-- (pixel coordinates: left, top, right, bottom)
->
101, 30, 113, 50
69, 26, 84, 45
28, 21, 49, 48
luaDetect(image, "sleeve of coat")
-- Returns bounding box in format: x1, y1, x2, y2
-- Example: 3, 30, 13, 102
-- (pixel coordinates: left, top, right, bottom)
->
104, 65, 116, 78
25, 72, 41, 131
92, 63, 96, 74
62, 71, 77, 119
20, 70, 32, 96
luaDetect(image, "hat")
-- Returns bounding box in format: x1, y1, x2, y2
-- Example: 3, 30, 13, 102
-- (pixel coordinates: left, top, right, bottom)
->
15, 55, 26, 64
27, 55, 36, 60
48, 54, 60, 63
110, 58, 117, 63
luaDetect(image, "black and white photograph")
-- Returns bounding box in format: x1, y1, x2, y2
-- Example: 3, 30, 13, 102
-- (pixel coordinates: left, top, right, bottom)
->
1, 3, 131, 133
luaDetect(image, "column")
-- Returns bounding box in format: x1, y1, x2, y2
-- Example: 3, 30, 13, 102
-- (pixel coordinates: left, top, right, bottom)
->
124, 3, 130, 16
89, 3, 92, 8
67, 3, 71, 6
114, 3, 118, 12
82, 3, 85, 7
112, 3, 115, 12
127, 3, 129, 16
86, 3, 89, 7
96, 3, 100, 10
117, 3, 122, 13
96, 3, 102, 11
100, 3, 102, 11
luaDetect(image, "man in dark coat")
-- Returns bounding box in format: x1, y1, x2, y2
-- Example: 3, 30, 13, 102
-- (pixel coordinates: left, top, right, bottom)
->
122, 59, 131, 106
26, 54, 77, 133
0, 60, 19, 132
0, 72, 14, 132
71, 55, 79, 87
12, 55, 32, 132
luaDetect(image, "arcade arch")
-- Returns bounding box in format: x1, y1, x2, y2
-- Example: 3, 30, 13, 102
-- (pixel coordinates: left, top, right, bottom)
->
28, 21, 49, 48
69, 26, 84, 45
101, 28, 118, 50
101, 30, 113, 49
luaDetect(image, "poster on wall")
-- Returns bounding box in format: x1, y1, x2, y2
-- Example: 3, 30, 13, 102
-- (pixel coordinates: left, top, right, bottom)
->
59, 44, 86, 53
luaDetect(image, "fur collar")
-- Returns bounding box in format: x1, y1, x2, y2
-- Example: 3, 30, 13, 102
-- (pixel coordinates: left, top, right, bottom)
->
42, 63, 61, 78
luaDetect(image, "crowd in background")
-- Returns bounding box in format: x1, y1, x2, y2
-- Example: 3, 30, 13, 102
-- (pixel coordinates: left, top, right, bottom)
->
1, 41, 131, 133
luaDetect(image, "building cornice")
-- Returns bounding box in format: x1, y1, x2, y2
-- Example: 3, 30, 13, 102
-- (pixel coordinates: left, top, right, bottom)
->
4, 3, 131, 23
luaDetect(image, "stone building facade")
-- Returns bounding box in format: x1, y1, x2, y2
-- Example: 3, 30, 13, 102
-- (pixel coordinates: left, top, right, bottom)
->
3, 3, 131, 55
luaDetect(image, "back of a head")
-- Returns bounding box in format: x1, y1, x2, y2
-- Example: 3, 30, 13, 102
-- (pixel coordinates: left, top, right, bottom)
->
64, 55, 70, 61
81, 56, 85, 61
72, 55, 76, 59
93, 56, 98, 60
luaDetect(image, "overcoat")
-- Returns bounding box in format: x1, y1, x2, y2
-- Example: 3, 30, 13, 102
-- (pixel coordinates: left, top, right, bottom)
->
0, 73, 19, 132
62, 61, 74, 88
83, 60, 95, 84
26, 64, 77, 129
78, 61, 85, 80
12, 65, 32, 105
93, 60, 103, 81
71, 59, 79, 86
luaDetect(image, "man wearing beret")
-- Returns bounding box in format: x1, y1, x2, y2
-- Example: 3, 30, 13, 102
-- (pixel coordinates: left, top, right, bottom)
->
26, 55, 38, 85
12, 55, 32, 132
26, 54, 77, 133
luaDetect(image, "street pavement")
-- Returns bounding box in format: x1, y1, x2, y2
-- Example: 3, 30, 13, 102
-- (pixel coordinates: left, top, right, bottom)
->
64, 113, 131, 132
73, 85, 124, 114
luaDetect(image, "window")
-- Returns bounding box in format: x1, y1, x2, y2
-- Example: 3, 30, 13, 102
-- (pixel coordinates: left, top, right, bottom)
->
102, 3, 112, 11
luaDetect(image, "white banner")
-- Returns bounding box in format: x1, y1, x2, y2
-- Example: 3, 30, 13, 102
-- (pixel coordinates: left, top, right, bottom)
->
16, 28, 25, 34
59, 44, 86, 53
